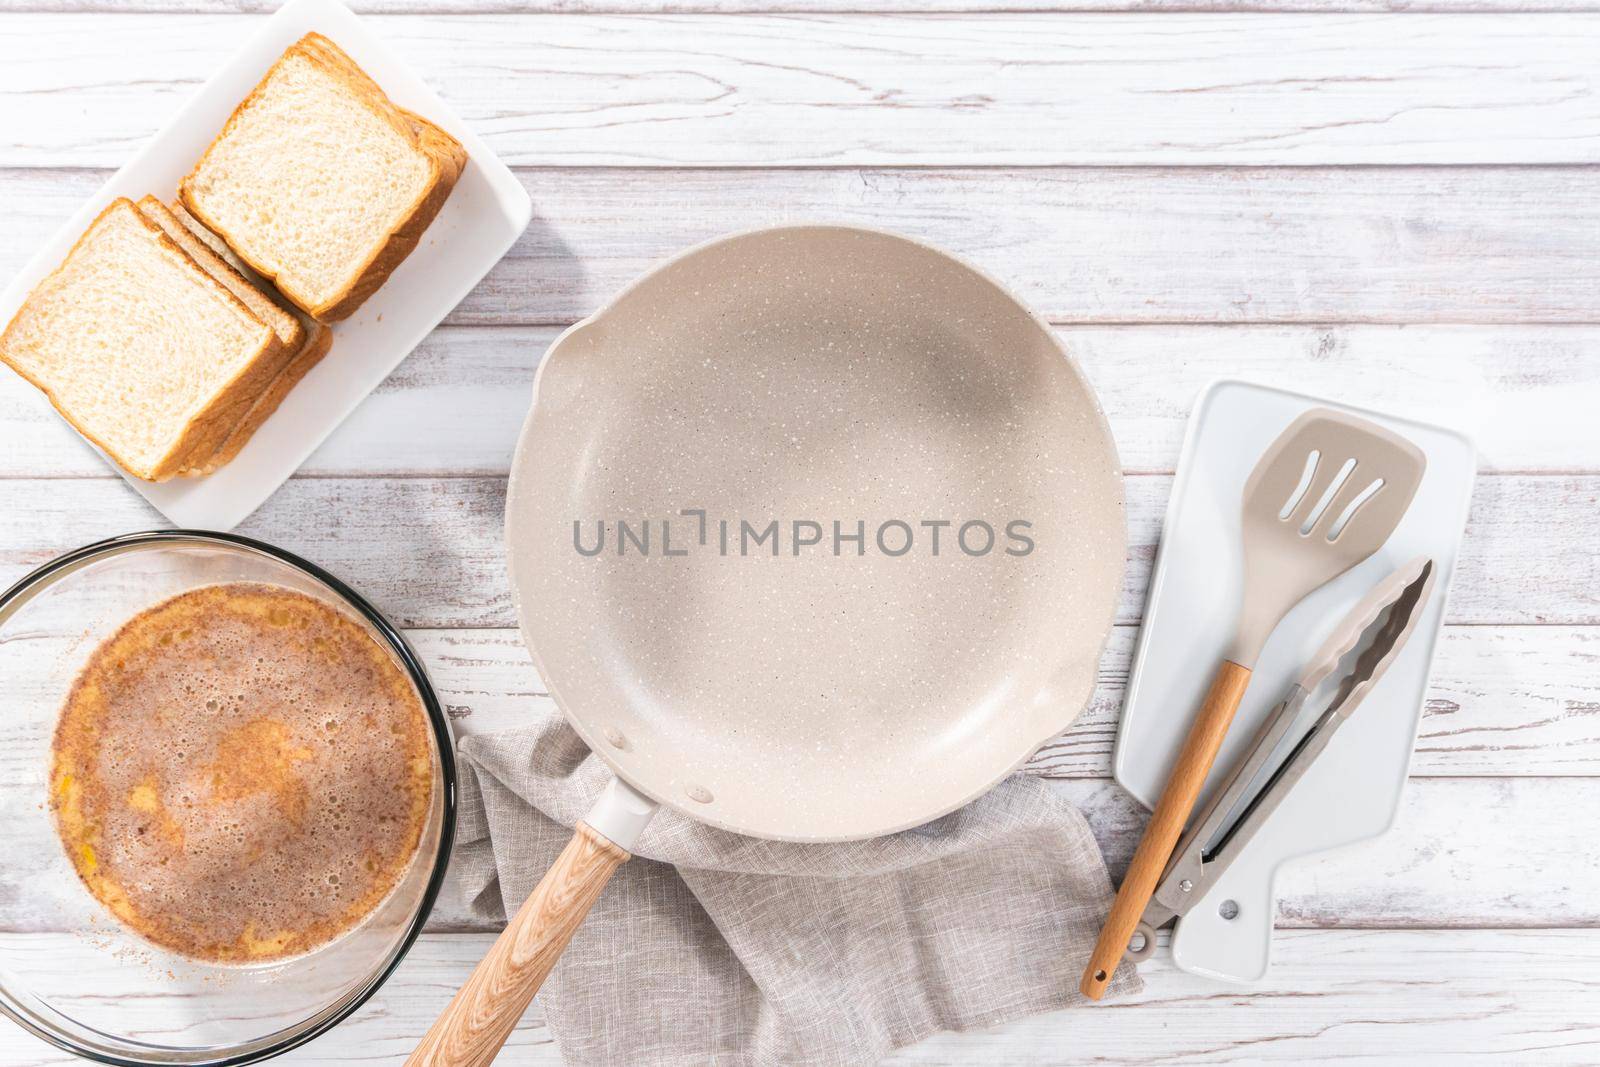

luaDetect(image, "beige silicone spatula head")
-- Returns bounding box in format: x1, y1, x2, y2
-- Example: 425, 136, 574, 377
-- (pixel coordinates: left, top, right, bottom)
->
1230, 408, 1427, 664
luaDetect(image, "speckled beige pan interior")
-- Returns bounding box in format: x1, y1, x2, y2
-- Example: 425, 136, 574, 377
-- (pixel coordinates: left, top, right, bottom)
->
506, 226, 1125, 841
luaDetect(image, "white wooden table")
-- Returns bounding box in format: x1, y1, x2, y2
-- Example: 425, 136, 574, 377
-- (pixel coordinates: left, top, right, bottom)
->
2, 2, 1598, 1063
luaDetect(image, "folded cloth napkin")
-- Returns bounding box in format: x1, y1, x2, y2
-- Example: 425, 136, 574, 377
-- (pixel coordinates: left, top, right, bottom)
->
453, 714, 1141, 1067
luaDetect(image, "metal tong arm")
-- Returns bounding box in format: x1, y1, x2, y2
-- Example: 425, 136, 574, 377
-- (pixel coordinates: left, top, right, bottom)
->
1126, 556, 1437, 961
1125, 686, 1307, 959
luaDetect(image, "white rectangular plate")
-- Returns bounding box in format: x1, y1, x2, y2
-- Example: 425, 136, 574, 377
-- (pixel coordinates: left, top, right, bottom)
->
0, 0, 531, 530
1114, 379, 1476, 984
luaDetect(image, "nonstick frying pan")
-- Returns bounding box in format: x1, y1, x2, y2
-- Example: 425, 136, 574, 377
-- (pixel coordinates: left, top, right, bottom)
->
409, 226, 1126, 1065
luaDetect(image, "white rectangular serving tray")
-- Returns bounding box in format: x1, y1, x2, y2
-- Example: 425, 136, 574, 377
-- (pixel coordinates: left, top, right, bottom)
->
1114, 379, 1476, 984
0, 0, 531, 530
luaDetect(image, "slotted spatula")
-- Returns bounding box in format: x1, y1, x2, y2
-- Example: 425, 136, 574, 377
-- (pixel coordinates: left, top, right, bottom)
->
1080, 408, 1425, 999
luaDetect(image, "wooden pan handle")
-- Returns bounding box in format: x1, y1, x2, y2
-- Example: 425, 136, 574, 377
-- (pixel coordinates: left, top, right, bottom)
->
1079, 659, 1253, 1000
407, 823, 630, 1066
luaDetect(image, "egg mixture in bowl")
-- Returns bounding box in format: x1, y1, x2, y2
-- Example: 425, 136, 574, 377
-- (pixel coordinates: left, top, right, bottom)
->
0, 532, 454, 1065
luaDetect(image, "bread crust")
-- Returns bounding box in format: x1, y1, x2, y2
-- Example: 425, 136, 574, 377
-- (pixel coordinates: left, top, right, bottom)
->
179, 32, 467, 324
0, 198, 286, 481
138, 195, 304, 351
311, 105, 466, 323
4, 33, 467, 481
168, 199, 270, 284
179, 324, 334, 476
0, 202, 155, 475
163, 198, 337, 475
140, 209, 296, 476
138, 196, 317, 476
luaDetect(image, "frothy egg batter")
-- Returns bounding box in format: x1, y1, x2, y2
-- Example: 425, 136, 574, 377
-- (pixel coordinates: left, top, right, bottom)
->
49, 582, 433, 964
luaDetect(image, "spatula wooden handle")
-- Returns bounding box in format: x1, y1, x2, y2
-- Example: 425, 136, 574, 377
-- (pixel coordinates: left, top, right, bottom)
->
1079, 660, 1253, 1000
407, 823, 629, 1067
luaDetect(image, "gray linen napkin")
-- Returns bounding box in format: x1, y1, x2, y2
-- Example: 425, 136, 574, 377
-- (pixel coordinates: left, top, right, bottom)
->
453, 714, 1141, 1066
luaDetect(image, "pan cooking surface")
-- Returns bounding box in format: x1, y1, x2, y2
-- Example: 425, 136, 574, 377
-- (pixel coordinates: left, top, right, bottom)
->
508, 227, 1123, 840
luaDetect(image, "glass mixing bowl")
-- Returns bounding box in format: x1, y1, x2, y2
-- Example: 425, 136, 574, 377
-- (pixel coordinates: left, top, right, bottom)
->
0, 531, 455, 1065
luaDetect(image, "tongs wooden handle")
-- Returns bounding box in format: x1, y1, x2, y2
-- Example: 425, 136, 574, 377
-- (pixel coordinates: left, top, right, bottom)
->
1079, 660, 1252, 999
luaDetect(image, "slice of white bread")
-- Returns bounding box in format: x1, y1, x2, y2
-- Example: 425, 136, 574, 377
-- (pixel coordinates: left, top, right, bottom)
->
150, 198, 334, 476
180, 32, 467, 323
168, 199, 272, 283
181, 322, 333, 476
0, 198, 289, 481
137, 195, 304, 353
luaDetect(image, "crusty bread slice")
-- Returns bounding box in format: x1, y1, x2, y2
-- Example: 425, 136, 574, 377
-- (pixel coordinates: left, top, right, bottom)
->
180, 32, 467, 323
137, 195, 304, 352
127, 197, 306, 474
168, 199, 257, 277
152, 196, 331, 476
168, 198, 310, 330
179, 322, 333, 476
0, 198, 288, 481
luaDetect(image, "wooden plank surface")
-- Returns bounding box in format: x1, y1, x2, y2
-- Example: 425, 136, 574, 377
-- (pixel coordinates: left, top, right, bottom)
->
4, 929, 1599, 1066
1, 3, 1595, 1062
399, 625, 1600, 779
18, 0, 1600, 14
4, 14, 1600, 167
419, 623, 1600, 930
0, 933, 560, 1067
406, 775, 1600, 931
1029, 626, 1600, 778
886, 929, 1600, 1065
1079, 776, 1600, 928
0, 473, 1589, 627
0, 321, 1593, 476
9, 167, 1600, 326
1, 627, 1590, 933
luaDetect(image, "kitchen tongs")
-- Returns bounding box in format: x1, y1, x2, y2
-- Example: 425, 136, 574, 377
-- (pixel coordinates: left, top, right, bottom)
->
1125, 555, 1438, 961
1082, 408, 1426, 998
